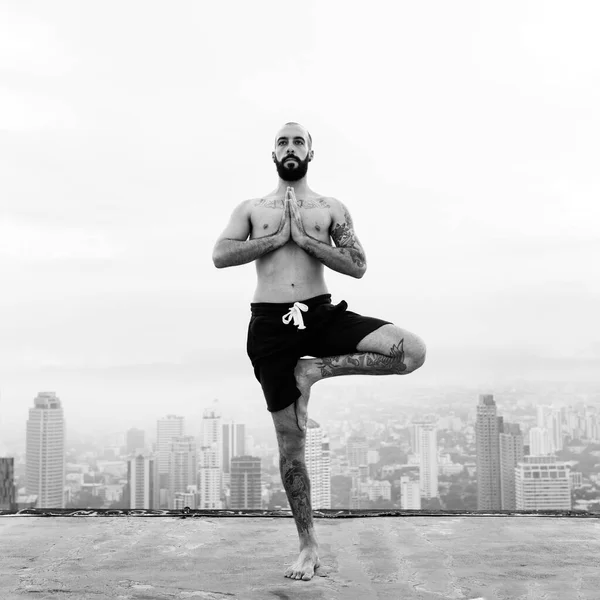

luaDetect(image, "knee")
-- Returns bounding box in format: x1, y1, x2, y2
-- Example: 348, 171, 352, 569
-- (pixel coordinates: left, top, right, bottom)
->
407, 337, 426, 372
273, 416, 306, 457
279, 429, 305, 457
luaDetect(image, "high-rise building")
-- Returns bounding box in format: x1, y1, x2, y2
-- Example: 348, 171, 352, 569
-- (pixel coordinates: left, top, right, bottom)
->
549, 409, 564, 453
346, 435, 368, 469
156, 415, 185, 478
230, 456, 261, 509
168, 436, 197, 509
413, 420, 438, 499
127, 428, 146, 455
198, 404, 222, 509
306, 419, 331, 510
499, 422, 525, 510
476, 394, 503, 510
537, 405, 552, 430
515, 456, 571, 509
222, 421, 246, 486
26, 392, 66, 508
0, 458, 16, 510
529, 427, 553, 456
400, 475, 421, 509
127, 452, 160, 509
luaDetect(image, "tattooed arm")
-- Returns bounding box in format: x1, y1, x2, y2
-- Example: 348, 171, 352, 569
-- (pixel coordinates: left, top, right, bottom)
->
295, 198, 367, 278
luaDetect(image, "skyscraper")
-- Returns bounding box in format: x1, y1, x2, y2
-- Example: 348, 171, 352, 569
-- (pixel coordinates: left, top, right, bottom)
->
230, 456, 261, 510
413, 419, 438, 500
127, 452, 160, 509
222, 421, 246, 482
168, 436, 197, 509
198, 404, 222, 509
346, 435, 368, 469
0, 458, 16, 510
126, 428, 146, 455
157, 415, 185, 478
305, 419, 331, 510
476, 394, 503, 510
499, 422, 525, 510
529, 427, 553, 456
400, 475, 421, 509
26, 392, 66, 508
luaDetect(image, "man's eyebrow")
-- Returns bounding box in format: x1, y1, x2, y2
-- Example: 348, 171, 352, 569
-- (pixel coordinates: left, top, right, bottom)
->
276, 136, 306, 142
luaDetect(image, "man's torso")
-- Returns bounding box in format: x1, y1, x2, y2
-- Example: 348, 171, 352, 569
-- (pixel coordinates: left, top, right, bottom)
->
250, 191, 334, 303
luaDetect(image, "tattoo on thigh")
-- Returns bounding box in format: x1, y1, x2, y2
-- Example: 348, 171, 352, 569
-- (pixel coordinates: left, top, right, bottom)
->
280, 456, 312, 534
317, 340, 407, 377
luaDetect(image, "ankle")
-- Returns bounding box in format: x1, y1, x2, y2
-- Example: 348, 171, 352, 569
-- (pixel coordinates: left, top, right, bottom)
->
299, 534, 319, 551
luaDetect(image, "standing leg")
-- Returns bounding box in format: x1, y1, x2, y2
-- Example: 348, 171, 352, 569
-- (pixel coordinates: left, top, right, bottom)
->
271, 402, 321, 581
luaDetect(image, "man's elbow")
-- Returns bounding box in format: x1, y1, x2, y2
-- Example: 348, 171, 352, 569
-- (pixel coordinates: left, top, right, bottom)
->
212, 244, 226, 269
354, 264, 367, 279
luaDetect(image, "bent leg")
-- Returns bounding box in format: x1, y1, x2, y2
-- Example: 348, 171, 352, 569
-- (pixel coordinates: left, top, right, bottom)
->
271, 403, 321, 581
300, 324, 426, 384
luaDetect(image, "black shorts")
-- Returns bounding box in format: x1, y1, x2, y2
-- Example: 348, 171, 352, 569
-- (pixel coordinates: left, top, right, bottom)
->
246, 293, 392, 413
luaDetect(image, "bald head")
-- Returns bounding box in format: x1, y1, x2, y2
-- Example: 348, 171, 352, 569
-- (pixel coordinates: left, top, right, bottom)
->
274, 122, 312, 150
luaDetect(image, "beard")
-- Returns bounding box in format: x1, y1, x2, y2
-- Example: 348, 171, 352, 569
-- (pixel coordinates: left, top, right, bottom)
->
275, 155, 310, 182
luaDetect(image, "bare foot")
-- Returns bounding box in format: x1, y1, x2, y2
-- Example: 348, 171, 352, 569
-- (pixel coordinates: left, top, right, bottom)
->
293, 359, 316, 432
285, 546, 321, 581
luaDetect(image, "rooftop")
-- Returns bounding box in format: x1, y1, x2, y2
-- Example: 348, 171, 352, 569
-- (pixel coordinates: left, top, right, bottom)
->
2, 509, 600, 599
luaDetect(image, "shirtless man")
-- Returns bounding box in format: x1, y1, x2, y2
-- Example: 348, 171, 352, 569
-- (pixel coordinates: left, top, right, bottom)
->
212, 122, 426, 581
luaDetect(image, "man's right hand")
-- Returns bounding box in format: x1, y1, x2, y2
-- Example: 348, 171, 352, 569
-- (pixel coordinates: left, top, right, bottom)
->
275, 187, 292, 245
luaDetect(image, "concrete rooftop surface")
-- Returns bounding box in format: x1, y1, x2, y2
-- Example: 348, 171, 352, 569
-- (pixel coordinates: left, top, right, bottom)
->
2, 510, 600, 599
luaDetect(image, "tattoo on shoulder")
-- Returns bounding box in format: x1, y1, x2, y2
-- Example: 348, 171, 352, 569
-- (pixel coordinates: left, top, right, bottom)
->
343, 207, 354, 227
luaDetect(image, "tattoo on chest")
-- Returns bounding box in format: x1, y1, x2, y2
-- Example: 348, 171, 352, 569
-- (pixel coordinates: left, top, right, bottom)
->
254, 197, 331, 209
255, 198, 281, 209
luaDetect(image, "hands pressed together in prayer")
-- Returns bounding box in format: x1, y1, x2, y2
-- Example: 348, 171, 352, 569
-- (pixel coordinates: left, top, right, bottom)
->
275, 186, 308, 246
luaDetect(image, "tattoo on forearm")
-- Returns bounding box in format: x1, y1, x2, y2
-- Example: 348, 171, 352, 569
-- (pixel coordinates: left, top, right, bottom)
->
317, 341, 407, 378
280, 456, 313, 535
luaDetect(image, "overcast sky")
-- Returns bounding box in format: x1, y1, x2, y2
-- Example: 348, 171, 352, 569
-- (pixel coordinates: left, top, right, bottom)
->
1, 1, 599, 432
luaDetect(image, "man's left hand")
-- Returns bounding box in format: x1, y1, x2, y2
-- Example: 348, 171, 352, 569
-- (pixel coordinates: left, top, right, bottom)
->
288, 187, 308, 245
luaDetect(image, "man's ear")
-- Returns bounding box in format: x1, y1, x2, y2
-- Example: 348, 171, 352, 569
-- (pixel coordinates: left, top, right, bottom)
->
272, 151, 276, 162
309, 150, 314, 161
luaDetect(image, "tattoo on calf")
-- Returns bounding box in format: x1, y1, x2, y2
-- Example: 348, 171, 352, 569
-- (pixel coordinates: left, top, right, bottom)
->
317, 340, 407, 377
280, 456, 313, 535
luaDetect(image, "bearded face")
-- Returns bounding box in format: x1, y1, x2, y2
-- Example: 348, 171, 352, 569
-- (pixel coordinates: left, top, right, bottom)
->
274, 153, 310, 182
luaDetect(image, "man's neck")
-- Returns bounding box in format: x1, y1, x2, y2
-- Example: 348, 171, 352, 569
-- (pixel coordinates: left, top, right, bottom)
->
274, 177, 310, 197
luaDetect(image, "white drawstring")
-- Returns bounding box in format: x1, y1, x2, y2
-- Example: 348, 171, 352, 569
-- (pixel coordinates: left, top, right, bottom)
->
282, 302, 309, 329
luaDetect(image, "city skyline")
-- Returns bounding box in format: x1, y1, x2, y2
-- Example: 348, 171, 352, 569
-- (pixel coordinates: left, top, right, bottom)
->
3, 383, 600, 514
